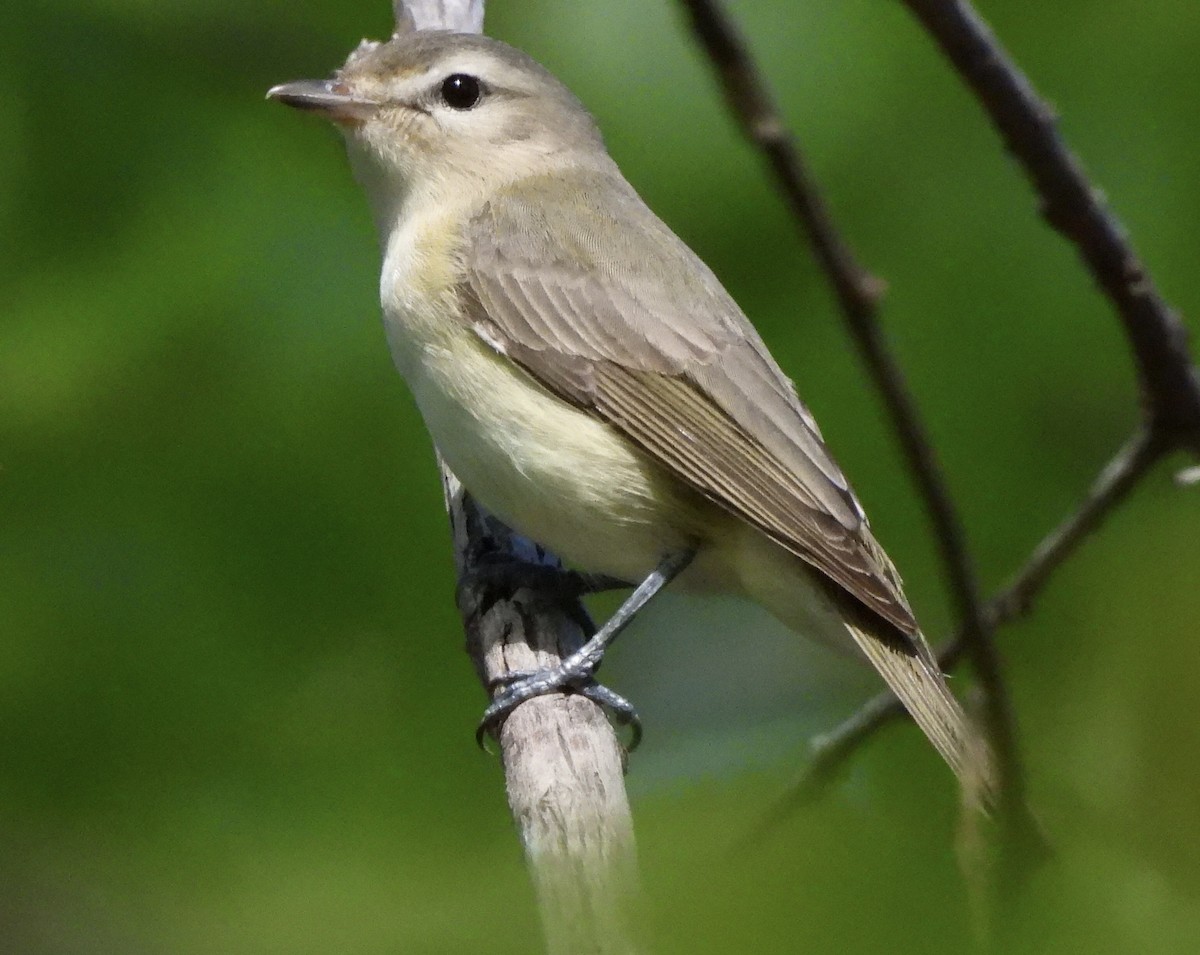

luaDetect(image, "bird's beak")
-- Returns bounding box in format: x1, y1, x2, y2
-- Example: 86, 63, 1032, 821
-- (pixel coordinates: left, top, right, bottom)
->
267, 79, 380, 126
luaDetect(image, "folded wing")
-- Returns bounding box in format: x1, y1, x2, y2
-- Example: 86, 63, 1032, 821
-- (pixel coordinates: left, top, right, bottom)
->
461, 169, 917, 638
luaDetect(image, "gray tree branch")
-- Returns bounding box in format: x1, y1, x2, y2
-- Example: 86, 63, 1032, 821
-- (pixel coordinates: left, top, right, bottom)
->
395, 3, 642, 953
444, 467, 641, 955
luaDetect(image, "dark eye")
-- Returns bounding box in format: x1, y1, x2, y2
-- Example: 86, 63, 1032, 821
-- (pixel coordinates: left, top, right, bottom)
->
440, 74, 482, 110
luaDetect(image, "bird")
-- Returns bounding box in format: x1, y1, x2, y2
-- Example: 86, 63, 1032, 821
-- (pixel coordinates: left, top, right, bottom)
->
268, 27, 994, 803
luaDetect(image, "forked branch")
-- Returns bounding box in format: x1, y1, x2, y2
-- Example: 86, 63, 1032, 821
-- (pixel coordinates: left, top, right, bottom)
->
680, 0, 1200, 810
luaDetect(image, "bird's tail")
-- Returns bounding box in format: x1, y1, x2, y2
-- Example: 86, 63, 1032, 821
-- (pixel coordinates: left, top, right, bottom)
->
845, 621, 996, 810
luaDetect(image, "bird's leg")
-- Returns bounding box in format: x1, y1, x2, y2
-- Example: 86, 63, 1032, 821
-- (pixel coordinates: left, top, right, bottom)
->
476, 547, 696, 748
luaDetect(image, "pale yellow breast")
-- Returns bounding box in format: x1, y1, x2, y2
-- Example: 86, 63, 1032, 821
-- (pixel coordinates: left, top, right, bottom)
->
372, 194, 859, 655
377, 200, 706, 583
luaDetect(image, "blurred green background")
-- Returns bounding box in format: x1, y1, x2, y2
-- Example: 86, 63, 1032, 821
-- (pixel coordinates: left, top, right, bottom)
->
3, 0, 1199, 951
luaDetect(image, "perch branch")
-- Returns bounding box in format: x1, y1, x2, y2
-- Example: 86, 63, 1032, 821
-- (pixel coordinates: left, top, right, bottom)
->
444, 466, 641, 955
397, 2, 642, 953
677, 0, 1024, 814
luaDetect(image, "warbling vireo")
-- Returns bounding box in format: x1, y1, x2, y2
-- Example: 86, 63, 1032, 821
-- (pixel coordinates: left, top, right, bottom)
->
269, 28, 993, 799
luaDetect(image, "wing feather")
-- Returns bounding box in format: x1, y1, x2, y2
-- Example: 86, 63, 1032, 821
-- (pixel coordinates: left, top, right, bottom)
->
462, 170, 917, 636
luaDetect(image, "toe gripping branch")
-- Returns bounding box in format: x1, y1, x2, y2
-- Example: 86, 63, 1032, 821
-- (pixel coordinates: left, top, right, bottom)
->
472, 549, 697, 753
478, 669, 644, 752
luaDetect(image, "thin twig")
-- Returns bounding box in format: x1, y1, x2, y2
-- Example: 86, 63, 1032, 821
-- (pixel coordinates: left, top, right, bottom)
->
982, 428, 1166, 627
899, 0, 1200, 445
1176, 466, 1200, 487
676, 0, 1023, 814
790, 427, 1165, 801
781, 0, 1200, 796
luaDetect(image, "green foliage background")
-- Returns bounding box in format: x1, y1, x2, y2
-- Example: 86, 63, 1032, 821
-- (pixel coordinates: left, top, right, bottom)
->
4, 1, 1199, 951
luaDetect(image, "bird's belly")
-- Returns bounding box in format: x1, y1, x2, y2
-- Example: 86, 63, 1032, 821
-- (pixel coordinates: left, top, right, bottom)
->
392, 323, 856, 655
406, 331, 709, 584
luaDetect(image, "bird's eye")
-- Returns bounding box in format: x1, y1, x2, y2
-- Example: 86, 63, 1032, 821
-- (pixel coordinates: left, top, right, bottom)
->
440, 74, 482, 110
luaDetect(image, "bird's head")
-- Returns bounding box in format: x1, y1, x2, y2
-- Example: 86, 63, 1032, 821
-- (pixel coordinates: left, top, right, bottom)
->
269, 30, 609, 216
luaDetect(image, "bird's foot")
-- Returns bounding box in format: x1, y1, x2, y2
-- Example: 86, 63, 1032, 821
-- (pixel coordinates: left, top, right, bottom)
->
476, 666, 642, 751
472, 548, 697, 754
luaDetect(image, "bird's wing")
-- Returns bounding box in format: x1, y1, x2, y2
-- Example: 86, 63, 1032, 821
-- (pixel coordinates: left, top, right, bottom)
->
459, 170, 917, 637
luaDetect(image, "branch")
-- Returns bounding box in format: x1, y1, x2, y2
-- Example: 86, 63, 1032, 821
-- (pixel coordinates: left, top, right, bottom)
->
785, 0, 1200, 798
676, 0, 1024, 814
395, 3, 641, 953
444, 467, 641, 955
394, 0, 484, 34
791, 426, 1164, 799
899, 0, 1200, 446
982, 428, 1166, 627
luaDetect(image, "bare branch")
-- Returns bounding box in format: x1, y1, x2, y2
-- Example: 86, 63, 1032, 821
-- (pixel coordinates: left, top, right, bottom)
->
1176, 466, 1200, 488
444, 466, 642, 955
395, 0, 484, 35
783, 0, 1200, 795
676, 0, 1024, 815
898, 0, 1200, 446
675, 1, 884, 317
394, 3, 641, 952
982, 429, 1166, 626
791, 427, 1164, 799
